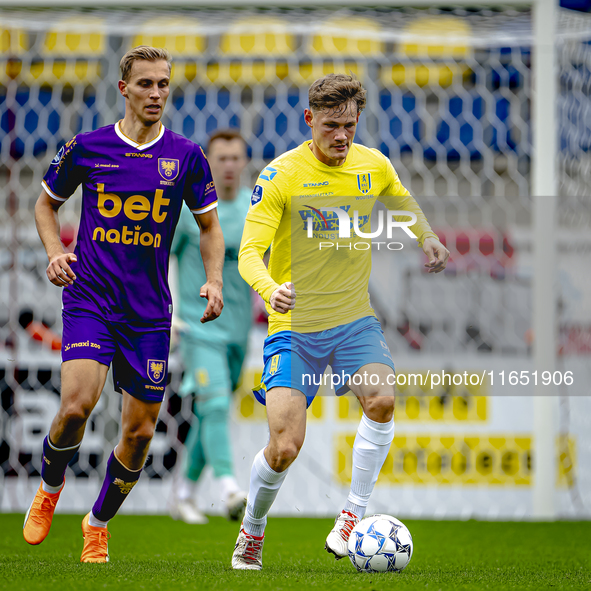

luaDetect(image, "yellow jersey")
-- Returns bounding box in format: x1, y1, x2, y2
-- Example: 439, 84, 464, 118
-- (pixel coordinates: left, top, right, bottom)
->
239, 141, 437, 335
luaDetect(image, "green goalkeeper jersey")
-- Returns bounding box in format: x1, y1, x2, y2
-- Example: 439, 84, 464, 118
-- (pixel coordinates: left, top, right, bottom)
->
173, 187, 252, 344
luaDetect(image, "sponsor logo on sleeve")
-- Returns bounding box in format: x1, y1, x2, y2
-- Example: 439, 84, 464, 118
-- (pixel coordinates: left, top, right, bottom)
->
251, 184, 264, 206
51, 146, 65, 166
51, 136, 78, 169
205, 180, 215, 196
260, 166, 278, 181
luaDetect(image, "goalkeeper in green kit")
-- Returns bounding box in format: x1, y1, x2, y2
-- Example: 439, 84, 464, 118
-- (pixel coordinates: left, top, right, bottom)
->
170, 129, 252, 523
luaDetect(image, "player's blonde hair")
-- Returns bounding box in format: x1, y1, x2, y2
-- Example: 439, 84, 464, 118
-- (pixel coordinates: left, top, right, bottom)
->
119, 46, 172, 82
308, 73, 367, 115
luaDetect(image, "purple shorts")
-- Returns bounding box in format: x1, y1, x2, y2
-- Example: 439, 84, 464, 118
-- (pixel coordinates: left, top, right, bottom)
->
61, 308, 170, 403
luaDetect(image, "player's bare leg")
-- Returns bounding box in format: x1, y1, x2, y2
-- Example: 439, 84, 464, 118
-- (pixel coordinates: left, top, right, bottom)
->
81, 392, 161, 563
232, 387, 307, 570
24, 359, 108, 545
325, 363, 395, 559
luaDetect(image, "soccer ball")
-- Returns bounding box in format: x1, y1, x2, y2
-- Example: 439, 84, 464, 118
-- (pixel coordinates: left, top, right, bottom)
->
347, 514, 413, 573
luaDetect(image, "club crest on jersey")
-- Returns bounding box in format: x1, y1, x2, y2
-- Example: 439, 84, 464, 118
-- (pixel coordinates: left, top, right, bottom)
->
269, 354, 281, 376
147, 359, 166, 384
251, 184, 264, 206
158, 158, 179, 181
357, 173, 372, 195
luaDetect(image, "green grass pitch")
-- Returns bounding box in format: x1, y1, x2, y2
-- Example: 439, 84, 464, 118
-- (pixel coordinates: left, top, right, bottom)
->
0, 514, 589, 591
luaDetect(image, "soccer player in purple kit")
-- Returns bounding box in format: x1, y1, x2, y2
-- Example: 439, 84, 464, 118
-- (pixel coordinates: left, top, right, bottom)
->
23, 46, 224, 563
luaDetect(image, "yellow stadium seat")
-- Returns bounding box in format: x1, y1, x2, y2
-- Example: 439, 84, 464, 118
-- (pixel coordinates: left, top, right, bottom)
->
132, 17, 207, 85
215, 16, 296, 85
132, 17, 206, 56
220, 16, 295, 56
42, 16, 106, 56
310, 16, 383, 57
1, 26, 28, 56
1, 26, 28, 84
296, 60, 364, 85
383, 15, 472, 88
17, 17, 106, 86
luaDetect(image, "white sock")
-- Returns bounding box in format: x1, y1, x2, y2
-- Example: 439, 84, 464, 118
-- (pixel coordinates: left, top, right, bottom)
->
344, 413, 394, 519
88, 511, 109, 528
218, 475, 240, 504
42, 481, 64, 494
177, 477, 197, 502
242, 448, 288, 537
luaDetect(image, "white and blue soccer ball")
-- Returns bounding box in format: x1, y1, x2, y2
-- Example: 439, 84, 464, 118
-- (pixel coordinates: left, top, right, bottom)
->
347, 514, 413, 573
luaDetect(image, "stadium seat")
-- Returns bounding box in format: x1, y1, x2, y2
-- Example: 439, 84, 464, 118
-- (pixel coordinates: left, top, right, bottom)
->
23, 16, 105, 86
559, 83, 591, 154
432, 227, 515, 278
424, 93, 485, 161
171, 88, 240, 145
488, 94, 518, 153
383, 15, 472, 88
132, 17, 207, 85
0, 25, 28, 85
309, 16, 383, 57
252, 87, 307, 159
0, 88, 61, 159
378, 90, 421, 155
216, 16, 296, 85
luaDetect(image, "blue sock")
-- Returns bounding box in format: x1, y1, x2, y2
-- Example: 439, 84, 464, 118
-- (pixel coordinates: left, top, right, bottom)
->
41, 435, 80, 488
92, 450, 141, 522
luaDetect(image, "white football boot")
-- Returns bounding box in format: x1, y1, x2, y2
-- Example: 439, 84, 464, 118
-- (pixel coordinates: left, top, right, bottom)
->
325, 510, 359, 559
226, 491, 247, 522
231, 527, 264, 570
169, 498, 209, 524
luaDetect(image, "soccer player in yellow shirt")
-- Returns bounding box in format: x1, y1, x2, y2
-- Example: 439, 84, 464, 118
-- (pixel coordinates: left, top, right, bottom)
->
231, 74, 449, 570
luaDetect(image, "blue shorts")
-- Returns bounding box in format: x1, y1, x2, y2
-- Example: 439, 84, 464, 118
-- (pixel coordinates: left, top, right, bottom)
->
253, 316, 395, 408
62, 308, 170, 403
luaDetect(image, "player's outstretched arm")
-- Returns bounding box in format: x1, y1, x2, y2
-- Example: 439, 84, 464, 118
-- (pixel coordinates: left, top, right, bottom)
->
422, 237, 450, 274
35, 189, 77, 287
194, 208, 224, 323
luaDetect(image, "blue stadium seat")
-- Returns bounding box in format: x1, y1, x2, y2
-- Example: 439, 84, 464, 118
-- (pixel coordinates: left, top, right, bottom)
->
0, 88, 61, 159
424, 93, 484, 161
488, 95, 518, 153
379, 90, 421, 156
253, 87, 307, 159
172, 89, 240, 144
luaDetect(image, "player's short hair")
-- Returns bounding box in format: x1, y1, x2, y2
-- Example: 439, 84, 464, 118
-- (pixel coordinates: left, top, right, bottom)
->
308, 73, 367, 114
120, 46, 172, 82
207, 128, 247, 155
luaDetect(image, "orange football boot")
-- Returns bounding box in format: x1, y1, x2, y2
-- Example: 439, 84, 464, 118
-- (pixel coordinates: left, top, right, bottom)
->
80, 513, 110, 563
23, 482, 63, 545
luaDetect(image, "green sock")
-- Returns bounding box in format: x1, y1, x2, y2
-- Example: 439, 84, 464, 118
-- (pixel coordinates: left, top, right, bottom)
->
183, 409, 206, 482
197, 394, 233, 479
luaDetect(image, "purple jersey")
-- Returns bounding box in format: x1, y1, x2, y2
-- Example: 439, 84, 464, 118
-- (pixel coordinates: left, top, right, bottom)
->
42, 122, 217, 327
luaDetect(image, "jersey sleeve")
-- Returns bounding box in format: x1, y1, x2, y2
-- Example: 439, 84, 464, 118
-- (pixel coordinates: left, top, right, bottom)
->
238, 218, 279, 303
42, 136, 84, 201
378, 156, 438, 247
245, 172, 285, 230
183, 145, 218, 215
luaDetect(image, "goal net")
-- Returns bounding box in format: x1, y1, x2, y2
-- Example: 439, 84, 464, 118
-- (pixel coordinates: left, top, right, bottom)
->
1, 4, 590, 519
